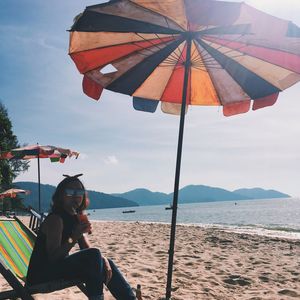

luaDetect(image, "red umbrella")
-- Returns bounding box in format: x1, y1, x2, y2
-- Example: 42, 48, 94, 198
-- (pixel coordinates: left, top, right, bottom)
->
69, 1, 300, 298
0, 145, 79, 212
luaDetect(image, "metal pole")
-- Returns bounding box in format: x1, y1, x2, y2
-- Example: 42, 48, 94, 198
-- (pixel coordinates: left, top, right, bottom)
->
165, 35, 192, 300
37, 152, 41, 213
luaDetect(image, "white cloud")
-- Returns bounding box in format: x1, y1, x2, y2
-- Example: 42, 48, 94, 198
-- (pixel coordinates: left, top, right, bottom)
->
78, 153, 88, 160
104, 156, 119, 165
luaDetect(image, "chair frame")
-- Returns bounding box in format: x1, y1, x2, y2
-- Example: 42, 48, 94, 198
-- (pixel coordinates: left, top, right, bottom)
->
0, 211, 88, 300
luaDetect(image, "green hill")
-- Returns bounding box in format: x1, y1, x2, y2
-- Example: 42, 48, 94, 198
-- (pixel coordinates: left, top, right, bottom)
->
113, 188, 169, 206
116, 185, 289, 206
14, 182, 290, 211
233, 188, 290, 199
14, 181, 138, 212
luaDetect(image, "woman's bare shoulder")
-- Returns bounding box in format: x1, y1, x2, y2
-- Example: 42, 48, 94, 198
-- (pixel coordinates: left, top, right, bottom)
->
42, 214, 63, 233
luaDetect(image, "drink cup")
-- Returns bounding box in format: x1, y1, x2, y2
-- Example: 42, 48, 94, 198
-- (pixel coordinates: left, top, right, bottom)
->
77, 213, 92, 234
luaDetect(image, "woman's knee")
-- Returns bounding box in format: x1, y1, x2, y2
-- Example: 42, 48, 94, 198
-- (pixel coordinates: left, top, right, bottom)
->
87, 248, 102, 260
81, 248, 102, 268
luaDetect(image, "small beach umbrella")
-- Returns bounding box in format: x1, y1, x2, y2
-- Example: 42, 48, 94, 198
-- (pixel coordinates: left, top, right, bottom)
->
0, 188, 30, 214
0, 145, 79, 213
68, 1, 300, 298
0, 188, 30, 199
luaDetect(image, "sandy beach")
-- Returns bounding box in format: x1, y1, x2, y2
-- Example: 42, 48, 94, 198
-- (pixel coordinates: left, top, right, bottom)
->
1, 219, 300, 299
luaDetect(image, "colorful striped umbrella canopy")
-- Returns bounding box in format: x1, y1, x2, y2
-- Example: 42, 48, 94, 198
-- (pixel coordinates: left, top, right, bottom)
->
69, 1, 300, 298
69, 0, 300, 116
0, 145, 79, 212
0, 189, 30, 199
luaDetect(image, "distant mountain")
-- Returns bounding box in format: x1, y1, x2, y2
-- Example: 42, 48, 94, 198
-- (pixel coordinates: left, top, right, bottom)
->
113, 188, 169, 206
14, 182, 290, 211
87, 190, 138, 209
14, 182, 138, 212
176, 185, 251, 203
115, 185, 290, 206
233, 188, 290, 200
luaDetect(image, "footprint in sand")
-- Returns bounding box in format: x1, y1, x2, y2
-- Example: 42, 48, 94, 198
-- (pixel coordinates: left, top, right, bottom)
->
278, 289, 299, 297
223, 275, 252, 286
258, 275, 269, 282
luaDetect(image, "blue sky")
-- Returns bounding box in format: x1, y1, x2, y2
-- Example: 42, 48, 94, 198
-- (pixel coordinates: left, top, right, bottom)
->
1, 0, 300, 197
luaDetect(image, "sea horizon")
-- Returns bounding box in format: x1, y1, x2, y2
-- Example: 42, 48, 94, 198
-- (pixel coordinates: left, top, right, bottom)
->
87, 197, 300, 240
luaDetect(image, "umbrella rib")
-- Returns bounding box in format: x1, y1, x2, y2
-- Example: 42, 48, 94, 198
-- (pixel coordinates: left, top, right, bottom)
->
164, 16, 177, 41
176, 42, 186, 65
154, 33, 182, 62
200, 34, 249, 59
160, 16, 184, 63
162, 59, 180, 65
160, 41, 187, 66
164, 51, 184, 64
131, 40, 168, 57
193, 37, 247, 67
202, 35, 300, 73
191, 47, 201, 63
161, 62, 183, 67
192, 63, 223, 70
167, 49, 181, 62
128, 0, 187, 32
194, 35, 232, 60
135, 32, 172, 52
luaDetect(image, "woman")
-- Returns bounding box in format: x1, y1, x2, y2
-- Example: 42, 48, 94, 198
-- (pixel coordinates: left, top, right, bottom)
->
26, 174, 137, 300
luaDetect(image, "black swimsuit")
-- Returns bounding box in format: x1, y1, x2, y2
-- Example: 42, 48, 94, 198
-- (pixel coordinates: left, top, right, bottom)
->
26, 210, 78, 285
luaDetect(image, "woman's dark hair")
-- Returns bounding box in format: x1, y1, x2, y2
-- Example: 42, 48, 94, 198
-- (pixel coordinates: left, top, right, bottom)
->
51, 174, 89, 214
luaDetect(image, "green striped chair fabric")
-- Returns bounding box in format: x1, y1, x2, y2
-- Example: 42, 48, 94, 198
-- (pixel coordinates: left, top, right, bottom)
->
0, 216, 87, 300
0, 218, 35, 281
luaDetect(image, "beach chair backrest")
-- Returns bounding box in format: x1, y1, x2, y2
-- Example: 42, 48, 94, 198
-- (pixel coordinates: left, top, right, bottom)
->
0, 218, 35, 281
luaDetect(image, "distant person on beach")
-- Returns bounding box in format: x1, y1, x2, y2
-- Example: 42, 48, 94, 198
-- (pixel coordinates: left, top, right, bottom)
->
26, 174, 137, 300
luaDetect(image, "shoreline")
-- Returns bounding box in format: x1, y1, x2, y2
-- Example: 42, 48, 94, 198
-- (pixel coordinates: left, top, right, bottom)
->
90, 219, 300, 241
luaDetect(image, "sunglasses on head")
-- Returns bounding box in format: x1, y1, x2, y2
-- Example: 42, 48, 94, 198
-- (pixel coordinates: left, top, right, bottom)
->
65, 189, 85, 197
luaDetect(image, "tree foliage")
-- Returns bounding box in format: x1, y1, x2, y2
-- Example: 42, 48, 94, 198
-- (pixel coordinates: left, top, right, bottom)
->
0, 102, 29, 193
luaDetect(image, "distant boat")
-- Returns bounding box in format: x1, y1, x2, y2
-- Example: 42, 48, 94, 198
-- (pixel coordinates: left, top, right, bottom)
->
122, 210, 136, 214
165, 205, 173, 210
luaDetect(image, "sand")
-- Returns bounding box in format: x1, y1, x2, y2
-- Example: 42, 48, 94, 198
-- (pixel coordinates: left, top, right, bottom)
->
1, 219, 300, 299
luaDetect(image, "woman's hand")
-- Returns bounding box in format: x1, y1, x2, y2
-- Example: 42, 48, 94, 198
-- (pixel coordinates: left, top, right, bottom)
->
72, 221, 92, 240
103, 256, 112, 285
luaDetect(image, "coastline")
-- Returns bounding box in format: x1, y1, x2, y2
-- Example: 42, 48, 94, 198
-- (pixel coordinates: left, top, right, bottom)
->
91, 219, 300, 241
1, 219, 300, 299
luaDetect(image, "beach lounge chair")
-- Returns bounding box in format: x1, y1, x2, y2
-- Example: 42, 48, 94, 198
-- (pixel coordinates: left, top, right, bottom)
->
0, 216, 87, 300
27, 206, 45, 233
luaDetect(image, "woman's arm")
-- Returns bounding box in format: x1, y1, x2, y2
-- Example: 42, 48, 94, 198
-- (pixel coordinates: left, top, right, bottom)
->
77, 230, 112, 284
78, 234, 91, 249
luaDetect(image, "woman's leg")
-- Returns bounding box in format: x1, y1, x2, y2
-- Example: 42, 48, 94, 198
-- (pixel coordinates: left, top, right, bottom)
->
49, 248, 104, 298
105, 258, 136, 300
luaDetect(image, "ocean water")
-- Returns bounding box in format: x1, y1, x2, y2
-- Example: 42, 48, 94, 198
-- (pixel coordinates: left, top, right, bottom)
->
87, 198, 300, 239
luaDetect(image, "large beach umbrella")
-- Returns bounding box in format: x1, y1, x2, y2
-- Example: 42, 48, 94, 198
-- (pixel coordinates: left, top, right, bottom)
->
68, 1, 300, 298
0, 145, 79, 213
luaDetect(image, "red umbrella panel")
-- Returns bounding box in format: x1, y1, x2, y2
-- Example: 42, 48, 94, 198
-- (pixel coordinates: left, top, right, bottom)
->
69, 1, 300, 299
0, 145, 79, 212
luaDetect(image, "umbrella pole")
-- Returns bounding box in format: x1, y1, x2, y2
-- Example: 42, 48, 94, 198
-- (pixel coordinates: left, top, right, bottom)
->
165, 36, 192, 300
37, 153, 41, 213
